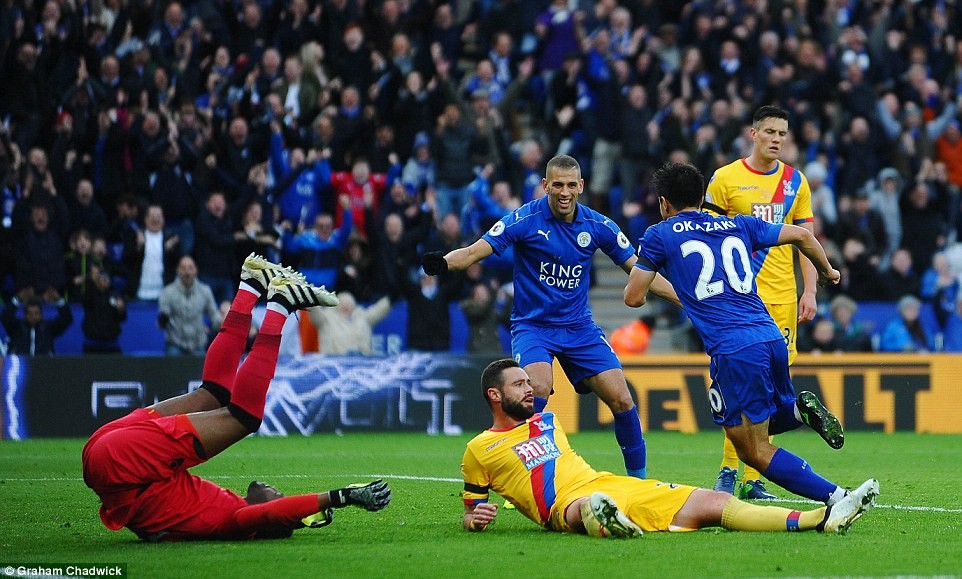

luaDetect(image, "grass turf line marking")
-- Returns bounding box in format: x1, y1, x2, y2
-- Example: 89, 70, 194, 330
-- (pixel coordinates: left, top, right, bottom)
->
5, 474, 962, 514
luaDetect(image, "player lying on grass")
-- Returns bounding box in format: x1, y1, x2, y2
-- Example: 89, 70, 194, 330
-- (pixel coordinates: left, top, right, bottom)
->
82, 254, 391, 541
624, 161, 867, 510
461, 359, 877, 538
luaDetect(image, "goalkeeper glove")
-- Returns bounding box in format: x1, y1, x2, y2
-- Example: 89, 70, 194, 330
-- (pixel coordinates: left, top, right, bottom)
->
328, 479, 392, 512
301, 508, 335, 529
421, 252, 448, 276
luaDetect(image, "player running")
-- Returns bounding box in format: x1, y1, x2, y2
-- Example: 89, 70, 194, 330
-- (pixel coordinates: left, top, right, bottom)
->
461, 359, 877, 537
703, 105, 818, 499
423, 154, 679, 479
82, 254, 391, 541
624, 162, 867, 509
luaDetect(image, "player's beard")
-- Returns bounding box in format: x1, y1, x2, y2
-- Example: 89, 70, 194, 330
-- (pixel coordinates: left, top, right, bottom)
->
502, 397, 535, 421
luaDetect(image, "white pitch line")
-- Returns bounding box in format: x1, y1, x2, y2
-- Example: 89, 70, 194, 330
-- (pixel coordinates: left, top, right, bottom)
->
6, 474, 962, 514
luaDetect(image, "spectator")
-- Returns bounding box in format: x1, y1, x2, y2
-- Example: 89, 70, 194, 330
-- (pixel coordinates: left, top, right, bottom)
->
403, 268, 459, 352
460, 281, 510, 354
308, 292, 392, 355
128, 204, 181, 301
805, 161, 838, 230
400, 131, 436, 195
878, 295, 937, 353
329, 156, 398, 241
1, 293, 73, 356
14, 201, 69, 300
836, 189, 888, 264
533, 0, 585, 80
837, 116, 885, 199
838, 237, 882, 302
282, 198, 353, 290
618, 85, 656, 210
797, 318, 841, 354
234, 198, 280, 266
920, 250, 961, 333
68, 179, 109, 240
334, 237, 376, 303
65, 229, 100, 302
826, 294, 873, 353
270, 123, 330, 231
432, 100, 489, 220
149, 140, 198, 256
81, 263, 127, 354
900, 177, 947, 277
275, 54, 321, 128
372, 210, 431, 302
194, 191, 237, 304
157, 255, 221, 356
877, 248, 921, 302
865, 167, 904, 262
392, 73, 443, 165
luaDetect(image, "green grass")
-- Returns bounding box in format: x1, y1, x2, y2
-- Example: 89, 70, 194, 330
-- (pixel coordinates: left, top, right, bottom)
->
1, 431, 961, 578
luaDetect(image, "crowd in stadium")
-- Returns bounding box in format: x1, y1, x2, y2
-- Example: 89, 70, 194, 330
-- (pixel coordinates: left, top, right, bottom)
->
3, 0, 962, 354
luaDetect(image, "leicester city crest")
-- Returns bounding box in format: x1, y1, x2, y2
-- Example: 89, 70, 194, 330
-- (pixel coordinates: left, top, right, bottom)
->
577, 232, 592, 247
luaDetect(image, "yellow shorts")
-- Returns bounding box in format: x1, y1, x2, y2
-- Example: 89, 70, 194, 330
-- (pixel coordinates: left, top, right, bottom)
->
765, 302, 798, 365
549, 474, 698, 533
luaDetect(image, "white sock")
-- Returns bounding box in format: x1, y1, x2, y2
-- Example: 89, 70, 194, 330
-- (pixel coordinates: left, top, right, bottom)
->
267, 301, 292, 318
826, 486, 847, 506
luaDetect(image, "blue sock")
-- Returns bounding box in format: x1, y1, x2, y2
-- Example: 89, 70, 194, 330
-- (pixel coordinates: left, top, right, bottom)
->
763, 448, 837, 502
768, 402, 802, 435
534, 396, 549, 413
614, 406, 647, 479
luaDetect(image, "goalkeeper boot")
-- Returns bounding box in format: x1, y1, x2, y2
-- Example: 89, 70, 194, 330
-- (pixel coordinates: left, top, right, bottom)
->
267, 275, 339, 311
241, 252, 301, 295
796, 391, 845, 449
713, 467, 738, 495
580, 492, 643, 539
818, 478, 879, 534
738, 479, 776, 500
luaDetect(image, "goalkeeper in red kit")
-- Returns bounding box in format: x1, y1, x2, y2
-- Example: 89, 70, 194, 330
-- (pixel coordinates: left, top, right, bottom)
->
82, 254, 391, 541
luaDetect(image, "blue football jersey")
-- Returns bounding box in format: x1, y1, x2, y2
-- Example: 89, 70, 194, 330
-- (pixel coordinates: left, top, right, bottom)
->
483, 197, 635, 326
636, 211, 784, 354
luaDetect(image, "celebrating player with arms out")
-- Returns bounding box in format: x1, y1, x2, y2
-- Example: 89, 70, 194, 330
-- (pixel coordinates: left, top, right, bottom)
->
461, 359, 876, 538
703, 105, 818, 500
423, 155, 679, 480
624, 162, 872, 511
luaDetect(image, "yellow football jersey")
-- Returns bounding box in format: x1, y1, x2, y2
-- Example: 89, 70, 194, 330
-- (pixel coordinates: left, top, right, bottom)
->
705, 159, 813, 305
461, 412, 604, 527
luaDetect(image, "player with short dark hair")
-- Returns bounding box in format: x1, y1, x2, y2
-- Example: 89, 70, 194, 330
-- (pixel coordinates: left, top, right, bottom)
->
703, 105, 817, 499
82, 254, 391, 541
423, 155, 680, 480
462, 359, 877, 537
624, 162, 869, 510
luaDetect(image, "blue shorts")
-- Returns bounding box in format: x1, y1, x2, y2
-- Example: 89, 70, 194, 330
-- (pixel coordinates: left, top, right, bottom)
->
511, 321, 621, 394
707, 340, 796, 427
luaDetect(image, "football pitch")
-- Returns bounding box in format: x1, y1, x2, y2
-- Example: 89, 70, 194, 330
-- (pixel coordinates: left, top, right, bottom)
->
1, 431, 960, 578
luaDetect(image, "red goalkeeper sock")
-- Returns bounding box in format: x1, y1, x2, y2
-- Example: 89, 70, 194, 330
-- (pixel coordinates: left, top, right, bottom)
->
227, 332, 281, 432
201, 311, 252, 402
229, 494, 321, 535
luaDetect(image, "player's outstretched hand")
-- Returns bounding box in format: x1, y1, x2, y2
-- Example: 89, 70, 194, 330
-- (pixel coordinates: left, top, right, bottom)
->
421, 251, 448, 276
329, 480, 392, 512
818, 268, 841, 287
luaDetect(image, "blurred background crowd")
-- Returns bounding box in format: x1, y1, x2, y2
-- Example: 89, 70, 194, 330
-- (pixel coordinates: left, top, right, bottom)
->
3, 0, 962, 356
